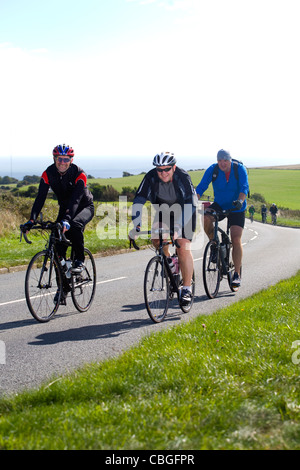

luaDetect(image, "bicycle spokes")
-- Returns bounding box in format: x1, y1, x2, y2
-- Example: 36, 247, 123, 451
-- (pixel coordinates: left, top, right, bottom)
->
71, 248, 96, 312
25, 251, 62, 322
144, 257, 169, 323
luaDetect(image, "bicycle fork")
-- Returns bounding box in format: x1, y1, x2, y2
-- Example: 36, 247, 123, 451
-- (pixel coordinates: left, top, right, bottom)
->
37, 253, 54, 290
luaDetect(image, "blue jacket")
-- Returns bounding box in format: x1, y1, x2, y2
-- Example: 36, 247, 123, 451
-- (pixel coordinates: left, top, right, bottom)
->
196, 162, 249, 212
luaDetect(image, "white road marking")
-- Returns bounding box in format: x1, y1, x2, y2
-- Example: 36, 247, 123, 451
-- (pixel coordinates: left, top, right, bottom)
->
0, 276, 127, 308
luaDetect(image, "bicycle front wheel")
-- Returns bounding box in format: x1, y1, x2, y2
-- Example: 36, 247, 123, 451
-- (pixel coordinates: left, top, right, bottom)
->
25, 250, 62, 322
203, 241, 221, 299
144, 256, 169, 323
71, 248, 96, 312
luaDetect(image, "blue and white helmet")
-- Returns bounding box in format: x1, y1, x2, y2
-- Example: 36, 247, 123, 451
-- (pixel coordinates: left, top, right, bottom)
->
153, 152, 176, 167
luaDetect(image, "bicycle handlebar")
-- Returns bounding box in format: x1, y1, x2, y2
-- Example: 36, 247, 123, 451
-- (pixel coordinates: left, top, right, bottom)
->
204, 207, 239, 220
129, 228, 181, 251
20, 221, 70, 245
19, 229, 32, 244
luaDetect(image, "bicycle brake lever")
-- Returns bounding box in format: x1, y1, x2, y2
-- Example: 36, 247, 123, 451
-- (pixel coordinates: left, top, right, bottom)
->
56, 223, 69, 244
20, 230, 32, 244
170, 233, 181, 250
174, 240, 181, 249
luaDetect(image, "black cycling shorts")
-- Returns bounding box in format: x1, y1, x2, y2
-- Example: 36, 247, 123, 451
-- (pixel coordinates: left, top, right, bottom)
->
153, 209, 195, 242
208, 202, 245, 229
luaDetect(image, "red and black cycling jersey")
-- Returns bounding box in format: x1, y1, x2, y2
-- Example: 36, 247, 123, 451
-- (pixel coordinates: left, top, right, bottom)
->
30, 163, 93, 223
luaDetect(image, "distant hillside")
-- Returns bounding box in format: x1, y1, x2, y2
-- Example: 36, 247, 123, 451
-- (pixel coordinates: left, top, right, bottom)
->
251, 164, 300, 170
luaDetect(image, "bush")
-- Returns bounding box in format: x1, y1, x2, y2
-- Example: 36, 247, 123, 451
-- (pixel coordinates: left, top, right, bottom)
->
251, 192, 266, 203
23, 186, 38, 198
121, 186, 136, 201
89, 183, 120, 201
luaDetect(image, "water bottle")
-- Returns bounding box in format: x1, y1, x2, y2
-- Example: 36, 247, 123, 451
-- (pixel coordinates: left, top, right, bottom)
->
220, 243, 226, 260
167, 257, 176, 274
171, 254, 179, 274
65, 260, 72, 279
59, 256, 67, 273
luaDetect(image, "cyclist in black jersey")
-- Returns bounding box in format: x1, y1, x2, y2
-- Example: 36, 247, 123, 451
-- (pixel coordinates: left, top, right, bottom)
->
22, 144, 94, 274
129, 152, 197, 306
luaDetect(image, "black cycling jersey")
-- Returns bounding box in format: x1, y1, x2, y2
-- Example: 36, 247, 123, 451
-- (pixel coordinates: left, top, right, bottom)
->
30, 163, 94, 223
132, 166, 197, 238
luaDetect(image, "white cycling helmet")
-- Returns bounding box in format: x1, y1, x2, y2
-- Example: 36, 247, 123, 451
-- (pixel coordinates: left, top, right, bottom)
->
153, 152, 176, 167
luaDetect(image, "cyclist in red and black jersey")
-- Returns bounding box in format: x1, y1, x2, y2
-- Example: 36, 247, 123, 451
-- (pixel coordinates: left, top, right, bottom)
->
22, 144, 94, 273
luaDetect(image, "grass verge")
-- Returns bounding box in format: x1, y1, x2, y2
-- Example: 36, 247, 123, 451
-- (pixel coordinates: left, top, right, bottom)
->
0, 272, 300, 450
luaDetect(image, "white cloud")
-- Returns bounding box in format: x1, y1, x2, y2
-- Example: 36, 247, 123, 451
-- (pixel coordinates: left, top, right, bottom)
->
1, 0, 300, 165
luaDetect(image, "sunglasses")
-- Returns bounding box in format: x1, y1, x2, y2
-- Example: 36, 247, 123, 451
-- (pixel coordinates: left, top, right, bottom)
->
156, 167, 173, 173
56, 157, 71, 163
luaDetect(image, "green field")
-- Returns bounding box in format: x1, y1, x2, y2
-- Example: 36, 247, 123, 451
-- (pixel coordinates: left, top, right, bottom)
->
246, 169, 300, 210
92, 167, 300, 210
6, 167, 300, 210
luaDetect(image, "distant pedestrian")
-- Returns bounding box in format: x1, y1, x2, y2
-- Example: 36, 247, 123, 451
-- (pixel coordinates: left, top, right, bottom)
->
261, 204, 267, 223
270, 203, 278, 225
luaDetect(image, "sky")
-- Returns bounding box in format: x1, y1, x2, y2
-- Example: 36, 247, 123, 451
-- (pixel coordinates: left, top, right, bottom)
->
1, 0, 300, 177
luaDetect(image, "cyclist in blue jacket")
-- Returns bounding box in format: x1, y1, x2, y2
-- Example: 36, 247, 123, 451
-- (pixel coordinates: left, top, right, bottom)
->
196, 149, 249, 288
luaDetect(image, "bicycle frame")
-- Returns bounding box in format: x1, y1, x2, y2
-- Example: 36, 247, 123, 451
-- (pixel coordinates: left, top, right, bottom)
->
21, 220, 71, 285
156, 231, 181, 296
210, 211, 232, 277
202, 208, 239, 299
131, 227, 180, 294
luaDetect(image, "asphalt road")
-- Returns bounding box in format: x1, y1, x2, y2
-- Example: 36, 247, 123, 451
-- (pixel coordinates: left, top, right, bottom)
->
0, 220, 300, 396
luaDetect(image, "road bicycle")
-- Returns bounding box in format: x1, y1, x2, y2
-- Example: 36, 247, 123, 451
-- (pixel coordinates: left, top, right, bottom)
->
20, 216, 96, 322
261, 212, 267, 224
202, 209, 240, 299
271, 213, 277, 225
130, 228, 195, 323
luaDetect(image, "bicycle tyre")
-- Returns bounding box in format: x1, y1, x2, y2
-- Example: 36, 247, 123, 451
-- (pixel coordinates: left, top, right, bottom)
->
203, 240, 221, 299
71, 248, 96, 312
144, 256, 169, 323
25, 250, 62, 322
226, 245, 236, 292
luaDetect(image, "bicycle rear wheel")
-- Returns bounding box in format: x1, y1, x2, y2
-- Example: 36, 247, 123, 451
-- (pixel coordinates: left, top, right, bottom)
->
144, 256, 169, 323
203, 241, 221, 299
71, 248, 96, 312
179, 270, 195, 313
25, 250, 62, 322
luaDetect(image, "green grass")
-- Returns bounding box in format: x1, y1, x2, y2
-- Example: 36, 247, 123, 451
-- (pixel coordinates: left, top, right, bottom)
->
0, 198, 138, 268
94, 168, 300, 210
10, 167, 300, 210
0, 226, 137, 269
1, 272, 300, 450
247, 169, 300, 210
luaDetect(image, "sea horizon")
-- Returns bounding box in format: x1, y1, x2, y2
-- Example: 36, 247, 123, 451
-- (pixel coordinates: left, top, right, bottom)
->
0, 155, 297, 181
0, 155, 209, 180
